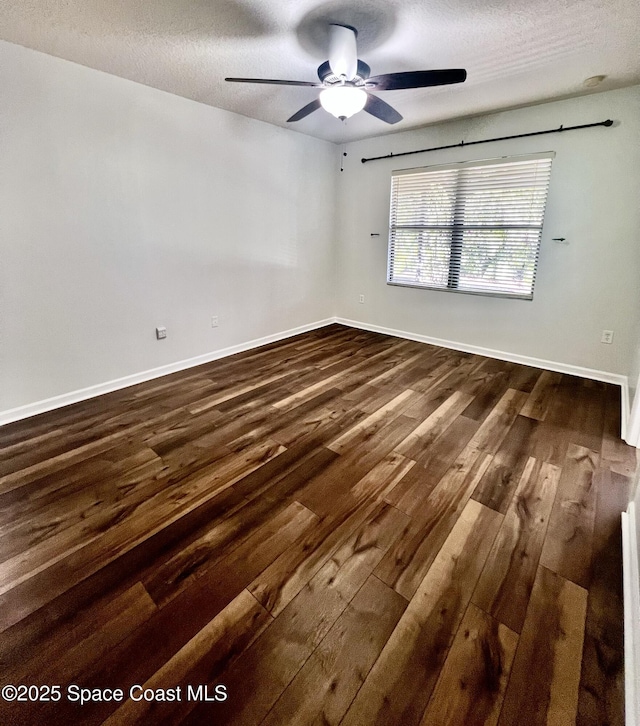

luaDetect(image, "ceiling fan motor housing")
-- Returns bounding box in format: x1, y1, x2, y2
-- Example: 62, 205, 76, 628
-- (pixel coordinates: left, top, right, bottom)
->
317, 60, 371, 85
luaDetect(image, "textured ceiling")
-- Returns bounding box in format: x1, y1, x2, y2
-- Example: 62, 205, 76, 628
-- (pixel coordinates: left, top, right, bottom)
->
1, 0, 639, 143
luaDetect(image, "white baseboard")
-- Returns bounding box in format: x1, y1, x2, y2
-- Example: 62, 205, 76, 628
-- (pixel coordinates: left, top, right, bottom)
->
0, 318, 335, 427
1, 315, 632, 441
336, 317, 627, 385
626, 379, 640, 449
337, 317, 630, 438
622, 502, 640, 726
622, 381, 631, 444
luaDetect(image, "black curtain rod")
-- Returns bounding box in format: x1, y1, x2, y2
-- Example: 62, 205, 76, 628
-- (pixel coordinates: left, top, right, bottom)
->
360, 119, 614, 164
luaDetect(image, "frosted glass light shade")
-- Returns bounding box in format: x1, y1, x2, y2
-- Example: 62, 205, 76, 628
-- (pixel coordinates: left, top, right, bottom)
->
319, 87, 367, 119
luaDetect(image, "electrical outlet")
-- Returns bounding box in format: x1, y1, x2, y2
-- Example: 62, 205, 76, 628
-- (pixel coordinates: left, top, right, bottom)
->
156, 326, 167, 340
211, 315, 219, 328
601, 329, 614, 344
359, 294, 365, 304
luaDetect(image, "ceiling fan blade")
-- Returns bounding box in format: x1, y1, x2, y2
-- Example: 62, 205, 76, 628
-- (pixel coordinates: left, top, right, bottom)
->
225, 77, 322, 88
287, 99, 322, 122
328, 24, 358, 80
367, 69, 467, 91
364, 94, 403, 124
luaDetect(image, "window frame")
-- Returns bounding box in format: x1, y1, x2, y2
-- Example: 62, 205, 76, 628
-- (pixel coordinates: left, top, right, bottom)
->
386, 152, 555, 301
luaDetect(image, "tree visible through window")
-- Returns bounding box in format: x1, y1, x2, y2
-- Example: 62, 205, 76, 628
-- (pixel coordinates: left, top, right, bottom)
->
387, 154, 554, 299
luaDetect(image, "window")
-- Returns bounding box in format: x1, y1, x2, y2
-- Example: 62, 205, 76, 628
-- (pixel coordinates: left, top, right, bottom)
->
387, 153, 554, 299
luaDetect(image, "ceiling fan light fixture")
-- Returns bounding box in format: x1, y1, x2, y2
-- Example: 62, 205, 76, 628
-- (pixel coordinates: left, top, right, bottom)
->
319, 86, 367, 120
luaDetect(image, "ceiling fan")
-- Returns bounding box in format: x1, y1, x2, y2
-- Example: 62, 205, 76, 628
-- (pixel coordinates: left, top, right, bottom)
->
225, 24, 466, 125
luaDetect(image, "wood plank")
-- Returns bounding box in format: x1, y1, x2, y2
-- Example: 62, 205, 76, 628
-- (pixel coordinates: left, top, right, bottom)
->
577, 633, 624, 726
582, 467, 628, 647
383, 460, 441, 517
0, 450, 164, 553
0, 484, 244, 660
340, 499, 503, 726
101, 589, 271, 726
472, 414, 539, 514
375, 445, 494, 599
412, 353, 480, 395
540, 444, 598, 589
528, 419, 571, 467
420, 603, 518, 726
0, 439, 287, 600
569, 379, 607, 453
393, 385, 451, 423
5, 502, 318, 724
350, 450, 416, 502
504, 361, 542, 393
194, 508, 400, 726
272, 340, 411, 411
394, 390, 474, 460
418, 354, 486, 397
0, 443, 334, 661
412, 413, 479, 469
467, 388, 529, 454
382, 417, 479, 517
296, 414, 420, 519
4, 581, 157, 687
268, 394, 365, 449
340, 382, 398, 414
365, 351, 426, 386
461, 366, 510, 422
576, 466, 628, 726
0, 422, 160, 494
472, 457, 560, 633
143, 499, 319, 607
0, 404, 174, 481
327, 389, 415, 454
4, 439, 272, 607
546, 376, 604, 453
246, 503, 377, 617
521, 370, 562, 420
459, 357, 504, 397
498, 566, 588, 726
249, 500, 408, 617
261, 575, 407, 726
0, 444, 163, 522
185, 370, 293, 413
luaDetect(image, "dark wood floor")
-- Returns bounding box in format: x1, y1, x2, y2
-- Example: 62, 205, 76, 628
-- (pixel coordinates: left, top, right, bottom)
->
0, 324, 635, 726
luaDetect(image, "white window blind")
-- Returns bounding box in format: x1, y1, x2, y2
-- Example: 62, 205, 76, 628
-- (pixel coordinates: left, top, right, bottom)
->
387, 154, 554, 299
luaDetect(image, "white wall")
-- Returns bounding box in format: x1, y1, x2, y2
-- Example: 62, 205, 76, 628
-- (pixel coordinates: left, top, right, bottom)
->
627, 330, 640, 445
335, 87, 640, 378
0, 40, 336, 413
